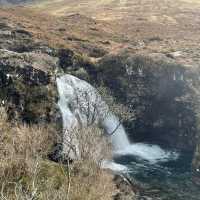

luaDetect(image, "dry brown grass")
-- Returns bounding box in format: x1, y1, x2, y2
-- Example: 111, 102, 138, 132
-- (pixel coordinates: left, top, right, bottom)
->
36, 159, 116, 200
0, 106, 116, 200
1, 0, 199, 68
1, 0, 200, 64
69, 126, 112, 163
0, 106, 57, 192
0, 6, 117, 56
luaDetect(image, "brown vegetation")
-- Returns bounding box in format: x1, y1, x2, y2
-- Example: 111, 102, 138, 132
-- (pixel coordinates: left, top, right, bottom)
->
0, 106, 116, 200
1, 0, 200, 65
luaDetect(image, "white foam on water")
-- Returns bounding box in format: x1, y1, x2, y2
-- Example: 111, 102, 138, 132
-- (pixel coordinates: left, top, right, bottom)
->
115, 143, 179, 164
101, 160, 128, 172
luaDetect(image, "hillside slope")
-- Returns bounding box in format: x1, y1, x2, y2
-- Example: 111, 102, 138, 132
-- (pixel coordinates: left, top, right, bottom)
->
11, 0, 200, 66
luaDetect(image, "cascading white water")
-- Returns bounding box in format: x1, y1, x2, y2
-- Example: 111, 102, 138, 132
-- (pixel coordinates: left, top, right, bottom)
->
56, 74, 178, 166
101, 113, 130, 150
56, 74, 130, 156
115, 143, 179, 164
57, 76, 78, 131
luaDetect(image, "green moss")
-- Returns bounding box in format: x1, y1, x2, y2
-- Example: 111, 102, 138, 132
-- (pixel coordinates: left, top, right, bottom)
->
13, 78, 57, 123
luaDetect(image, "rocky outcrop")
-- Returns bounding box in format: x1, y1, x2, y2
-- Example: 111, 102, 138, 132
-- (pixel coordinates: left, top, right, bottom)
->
113, 175, 138, 200
0, 19, 95, 128
0, 49, 59, 124
0, 20, 89, 125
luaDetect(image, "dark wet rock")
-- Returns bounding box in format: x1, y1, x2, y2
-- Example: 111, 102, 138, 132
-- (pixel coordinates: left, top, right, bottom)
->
57, 48, 75, 69
113, 174, 138, 200
96, 53, 200, 155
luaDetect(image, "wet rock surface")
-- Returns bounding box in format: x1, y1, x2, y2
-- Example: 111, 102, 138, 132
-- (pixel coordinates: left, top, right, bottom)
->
113, 174, 138, 200
95, 52, 200, 172
96, 53, 200, 153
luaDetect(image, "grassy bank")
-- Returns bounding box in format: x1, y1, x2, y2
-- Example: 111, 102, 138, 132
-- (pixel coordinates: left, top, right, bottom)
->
0, 106, 116, 200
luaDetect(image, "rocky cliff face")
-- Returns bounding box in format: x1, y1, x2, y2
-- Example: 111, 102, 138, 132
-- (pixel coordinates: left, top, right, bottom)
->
0, 20, 60, 125
0, 49, 58, 123
96, 53, 200, 169
0, 20, 88, 124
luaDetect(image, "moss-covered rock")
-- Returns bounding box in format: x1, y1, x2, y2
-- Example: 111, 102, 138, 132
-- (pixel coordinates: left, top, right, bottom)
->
56, 48, 97, 82
0, 49, 59, 125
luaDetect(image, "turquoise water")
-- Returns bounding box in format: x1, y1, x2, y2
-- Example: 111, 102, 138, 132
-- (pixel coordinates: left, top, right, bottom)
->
114, 149, 200, 200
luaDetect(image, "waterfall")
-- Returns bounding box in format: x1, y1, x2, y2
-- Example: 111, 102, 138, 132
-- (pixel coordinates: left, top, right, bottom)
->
56, 74, 130, 155
56, 76, 78, 130
101, 113, 130, 150
56, 74, 178, 165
